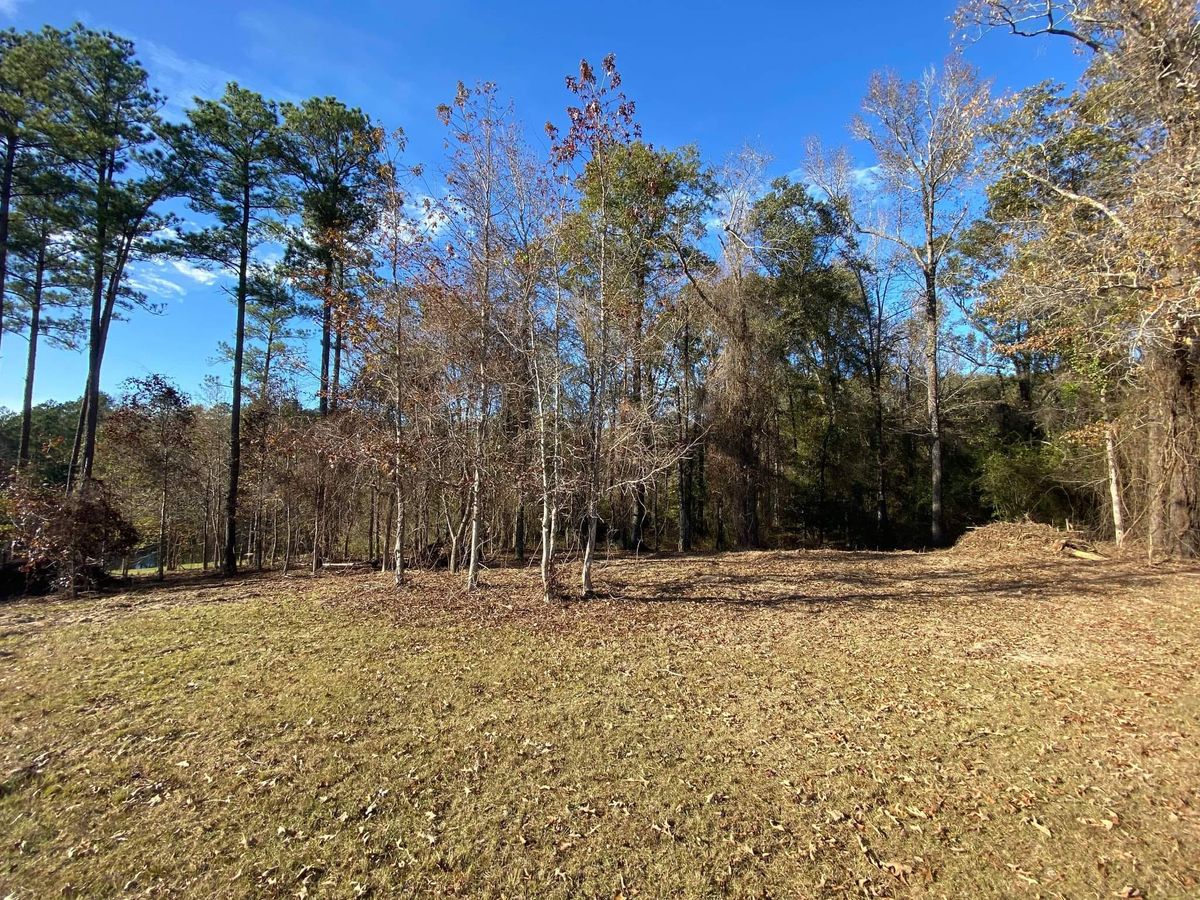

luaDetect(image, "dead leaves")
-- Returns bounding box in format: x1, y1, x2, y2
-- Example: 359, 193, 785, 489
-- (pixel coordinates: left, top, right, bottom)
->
1025, 815, 1053, 838
3, 550, 1199, 897
1078, 813, 1121, 831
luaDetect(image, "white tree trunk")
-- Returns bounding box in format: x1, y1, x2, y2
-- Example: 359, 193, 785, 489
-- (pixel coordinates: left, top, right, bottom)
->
466, 436, 483, 590
1105, 416, 1126, 547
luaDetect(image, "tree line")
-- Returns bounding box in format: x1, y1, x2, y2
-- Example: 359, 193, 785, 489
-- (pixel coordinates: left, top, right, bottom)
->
1, 1, 1197, 596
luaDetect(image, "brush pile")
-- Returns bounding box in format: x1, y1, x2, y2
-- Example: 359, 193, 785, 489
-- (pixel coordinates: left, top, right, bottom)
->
950, 521, 1106, 561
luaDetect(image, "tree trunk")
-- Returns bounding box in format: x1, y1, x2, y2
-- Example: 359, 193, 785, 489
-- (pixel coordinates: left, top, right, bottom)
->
629, 290, 646, 552
223, 176, 252, 576
678, 304, 693, 552
465, 250, 490, 591
311, 479, 322, 574
1099, 387, 1126, 547
534, 310, 560, 601
382, 490, 394, 572
393, 482, 405, 584
581, 496, 598, 596
0, 136, 17, 367
1148, 332, 1199, 559
283, 502, 292, 575
77, 156, 133, 489
17, 240, 45, 467
871, 369, 889, 548
582, 168, 609, 598
66, 393, 87, 492
539, 436, 557, 601
466, 440, 484, 590
392, 296, 407, 582
447, 495, 469, 574
319, 261, 332, 416
447, 504, 460, 574
157, 478, 167, 582
513, 495, 526, 564
581, 349, 604, 595
332, 327, 342, 413
368, 485, 377, 563
924, 268, 944, 546
71, 188, 108, 492
1105, 419, 1126, 547
254, 501, 264, 570
678, 454, 692, 552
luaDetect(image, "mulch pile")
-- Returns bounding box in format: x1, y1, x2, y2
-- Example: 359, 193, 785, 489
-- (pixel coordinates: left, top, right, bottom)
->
950, 520, 1098, 560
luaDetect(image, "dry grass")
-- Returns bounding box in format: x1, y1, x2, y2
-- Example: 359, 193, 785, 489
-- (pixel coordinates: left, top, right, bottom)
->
1, 544, 1199, 898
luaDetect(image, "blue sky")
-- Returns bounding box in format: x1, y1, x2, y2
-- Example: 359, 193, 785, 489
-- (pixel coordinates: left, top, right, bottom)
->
0, 0, 1083, 410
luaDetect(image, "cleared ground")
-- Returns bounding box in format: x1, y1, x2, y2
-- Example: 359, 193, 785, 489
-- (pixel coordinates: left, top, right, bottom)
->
1, 539, 1198, 897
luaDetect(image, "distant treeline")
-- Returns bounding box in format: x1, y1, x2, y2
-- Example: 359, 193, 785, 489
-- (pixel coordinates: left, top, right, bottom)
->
2, 1, 1198, 595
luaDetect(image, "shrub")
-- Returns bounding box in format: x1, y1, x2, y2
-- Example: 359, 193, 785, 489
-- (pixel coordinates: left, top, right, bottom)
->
979, 443, 1074, 525
3, 477, 138, 595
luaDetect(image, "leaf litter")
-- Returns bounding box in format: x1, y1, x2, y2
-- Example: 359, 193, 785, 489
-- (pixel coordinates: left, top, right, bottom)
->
1, 543, 1198, 897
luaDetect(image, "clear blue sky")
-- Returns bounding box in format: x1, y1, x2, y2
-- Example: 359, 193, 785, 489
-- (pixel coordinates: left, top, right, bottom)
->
0, 0, 1082, 410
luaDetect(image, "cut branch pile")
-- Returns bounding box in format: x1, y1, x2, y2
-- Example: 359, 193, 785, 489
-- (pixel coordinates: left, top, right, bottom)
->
949, 521, 1103, 561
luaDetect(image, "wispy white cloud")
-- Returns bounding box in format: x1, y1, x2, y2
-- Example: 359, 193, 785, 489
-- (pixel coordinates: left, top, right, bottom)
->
137, 38, 239, 120
116, 34, 296, 122
252, 243, 284, 267
124, 257, 223, 299
0, 0, 22, 19
170, 259, 220, 286
850, 165, 883, 191
128, 271, 186, 298
237, 7, 410, 108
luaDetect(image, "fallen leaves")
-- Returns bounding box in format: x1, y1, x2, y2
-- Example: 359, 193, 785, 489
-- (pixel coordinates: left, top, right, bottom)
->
0, 550, 1197, 897
1026, 815, 1053, 838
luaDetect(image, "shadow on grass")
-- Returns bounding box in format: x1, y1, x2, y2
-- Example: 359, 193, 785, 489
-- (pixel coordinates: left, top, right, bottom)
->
7, 550, 1193, 631
596, 554, 1188, 614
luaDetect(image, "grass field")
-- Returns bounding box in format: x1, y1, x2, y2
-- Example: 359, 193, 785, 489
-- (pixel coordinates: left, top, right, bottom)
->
2, 538, 1199, 897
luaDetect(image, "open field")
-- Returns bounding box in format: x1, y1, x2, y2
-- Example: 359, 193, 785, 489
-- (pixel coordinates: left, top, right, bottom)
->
2, 543, 1199, 897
